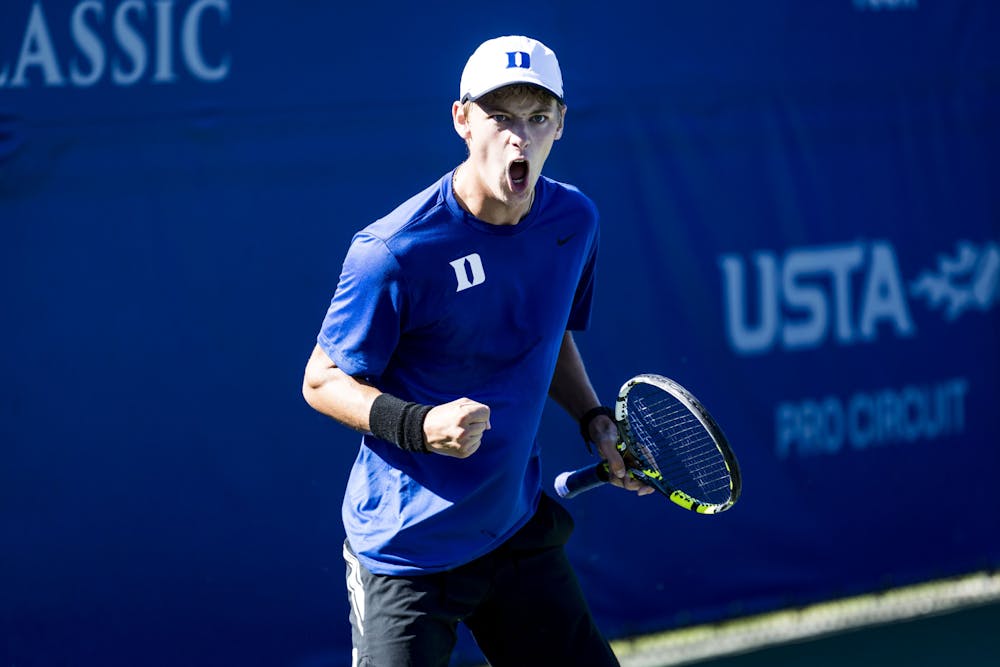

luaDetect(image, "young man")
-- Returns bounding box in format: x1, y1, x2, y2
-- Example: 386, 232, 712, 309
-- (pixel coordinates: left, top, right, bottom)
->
303, 35, 651, 667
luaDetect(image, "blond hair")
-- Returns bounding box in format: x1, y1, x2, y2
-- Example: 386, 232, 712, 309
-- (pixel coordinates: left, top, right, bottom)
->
461, 84, 565, 120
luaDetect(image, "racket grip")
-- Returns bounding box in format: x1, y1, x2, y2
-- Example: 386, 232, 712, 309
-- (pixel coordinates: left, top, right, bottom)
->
554, 463, 611, 499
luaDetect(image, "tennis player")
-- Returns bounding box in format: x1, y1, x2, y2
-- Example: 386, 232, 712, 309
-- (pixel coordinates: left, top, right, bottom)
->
302, 34, 650, 666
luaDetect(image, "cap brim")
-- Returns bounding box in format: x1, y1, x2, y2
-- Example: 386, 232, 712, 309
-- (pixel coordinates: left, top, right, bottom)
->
462, 80, 563, 104
459, 81, 565, 104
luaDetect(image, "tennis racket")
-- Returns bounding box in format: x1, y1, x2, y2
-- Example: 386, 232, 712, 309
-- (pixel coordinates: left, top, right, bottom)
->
554, 374, 741, 514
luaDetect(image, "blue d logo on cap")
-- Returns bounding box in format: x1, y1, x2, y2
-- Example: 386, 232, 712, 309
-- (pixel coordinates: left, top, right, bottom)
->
506, 51, 531, 69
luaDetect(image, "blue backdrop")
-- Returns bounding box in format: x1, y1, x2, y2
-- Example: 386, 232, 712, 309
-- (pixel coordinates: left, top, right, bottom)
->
2, 1, 998, 665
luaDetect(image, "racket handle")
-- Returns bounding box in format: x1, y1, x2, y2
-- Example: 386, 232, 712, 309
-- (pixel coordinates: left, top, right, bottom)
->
554, 462, 611, 499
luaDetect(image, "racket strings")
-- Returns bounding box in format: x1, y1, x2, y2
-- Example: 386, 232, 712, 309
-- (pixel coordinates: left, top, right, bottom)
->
628, 390, 731, 503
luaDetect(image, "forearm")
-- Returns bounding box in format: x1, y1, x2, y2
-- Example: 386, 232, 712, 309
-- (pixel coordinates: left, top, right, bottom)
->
302, 344, 491, 458
548, 331, 603, 420
301, 344, 380, 432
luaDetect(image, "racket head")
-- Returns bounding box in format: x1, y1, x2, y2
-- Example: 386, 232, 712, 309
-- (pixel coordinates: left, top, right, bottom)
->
615, 374, 741, 514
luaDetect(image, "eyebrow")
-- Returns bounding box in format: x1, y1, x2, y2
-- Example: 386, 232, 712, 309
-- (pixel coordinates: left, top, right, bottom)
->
478, 101, 555, 116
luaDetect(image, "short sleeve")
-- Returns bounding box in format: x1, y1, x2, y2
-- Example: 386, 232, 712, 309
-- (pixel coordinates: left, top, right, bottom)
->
566, 218, 599, 331
317, 232, 404, 378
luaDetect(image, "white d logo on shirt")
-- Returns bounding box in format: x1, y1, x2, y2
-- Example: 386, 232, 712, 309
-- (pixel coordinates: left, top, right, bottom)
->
449, 253, 486, 292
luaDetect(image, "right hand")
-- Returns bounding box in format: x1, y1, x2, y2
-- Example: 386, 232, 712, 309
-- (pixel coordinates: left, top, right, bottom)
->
423, 398, 491, 458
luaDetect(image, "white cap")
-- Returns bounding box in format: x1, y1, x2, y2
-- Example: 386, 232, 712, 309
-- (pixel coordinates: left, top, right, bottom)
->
459, 35, 564, 103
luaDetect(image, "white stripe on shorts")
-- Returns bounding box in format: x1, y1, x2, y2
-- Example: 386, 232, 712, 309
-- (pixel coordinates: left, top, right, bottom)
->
343, 543, 366, 636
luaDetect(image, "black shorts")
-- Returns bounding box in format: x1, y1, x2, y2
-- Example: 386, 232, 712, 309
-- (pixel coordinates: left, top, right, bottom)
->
343, 493, 619, 667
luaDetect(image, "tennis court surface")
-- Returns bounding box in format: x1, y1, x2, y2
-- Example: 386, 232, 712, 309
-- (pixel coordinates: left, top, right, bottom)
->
610, 572, 1000, 667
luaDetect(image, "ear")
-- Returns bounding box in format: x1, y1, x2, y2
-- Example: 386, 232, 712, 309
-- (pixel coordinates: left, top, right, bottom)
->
554, 104, 567, 141
452, 101, 472, 141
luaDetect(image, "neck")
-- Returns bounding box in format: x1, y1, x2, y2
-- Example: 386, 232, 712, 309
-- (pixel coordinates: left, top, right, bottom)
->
452, 164, 534, 226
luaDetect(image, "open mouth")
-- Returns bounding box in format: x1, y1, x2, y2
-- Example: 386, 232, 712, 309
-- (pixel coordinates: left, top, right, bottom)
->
508, 159, 530, 194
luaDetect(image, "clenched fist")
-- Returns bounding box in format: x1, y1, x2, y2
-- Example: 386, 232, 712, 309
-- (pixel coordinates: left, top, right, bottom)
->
423, 398, 491, 458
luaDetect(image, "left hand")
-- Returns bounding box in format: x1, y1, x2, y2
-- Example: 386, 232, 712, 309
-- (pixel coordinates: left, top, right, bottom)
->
587, 415, 655, 496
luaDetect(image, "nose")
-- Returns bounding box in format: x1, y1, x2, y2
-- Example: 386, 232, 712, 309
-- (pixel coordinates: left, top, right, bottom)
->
507, 121, 530, 148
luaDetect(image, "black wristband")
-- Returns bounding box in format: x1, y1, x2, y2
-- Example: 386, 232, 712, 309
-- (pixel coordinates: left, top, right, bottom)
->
579, 405, 616, 452
369, 393, 433, 453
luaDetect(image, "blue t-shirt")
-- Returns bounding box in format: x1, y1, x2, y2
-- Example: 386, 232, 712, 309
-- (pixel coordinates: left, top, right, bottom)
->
317, 170, 599, 575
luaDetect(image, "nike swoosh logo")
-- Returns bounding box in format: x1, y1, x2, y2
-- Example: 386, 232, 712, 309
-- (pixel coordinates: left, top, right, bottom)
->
557, 233, 576, 246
